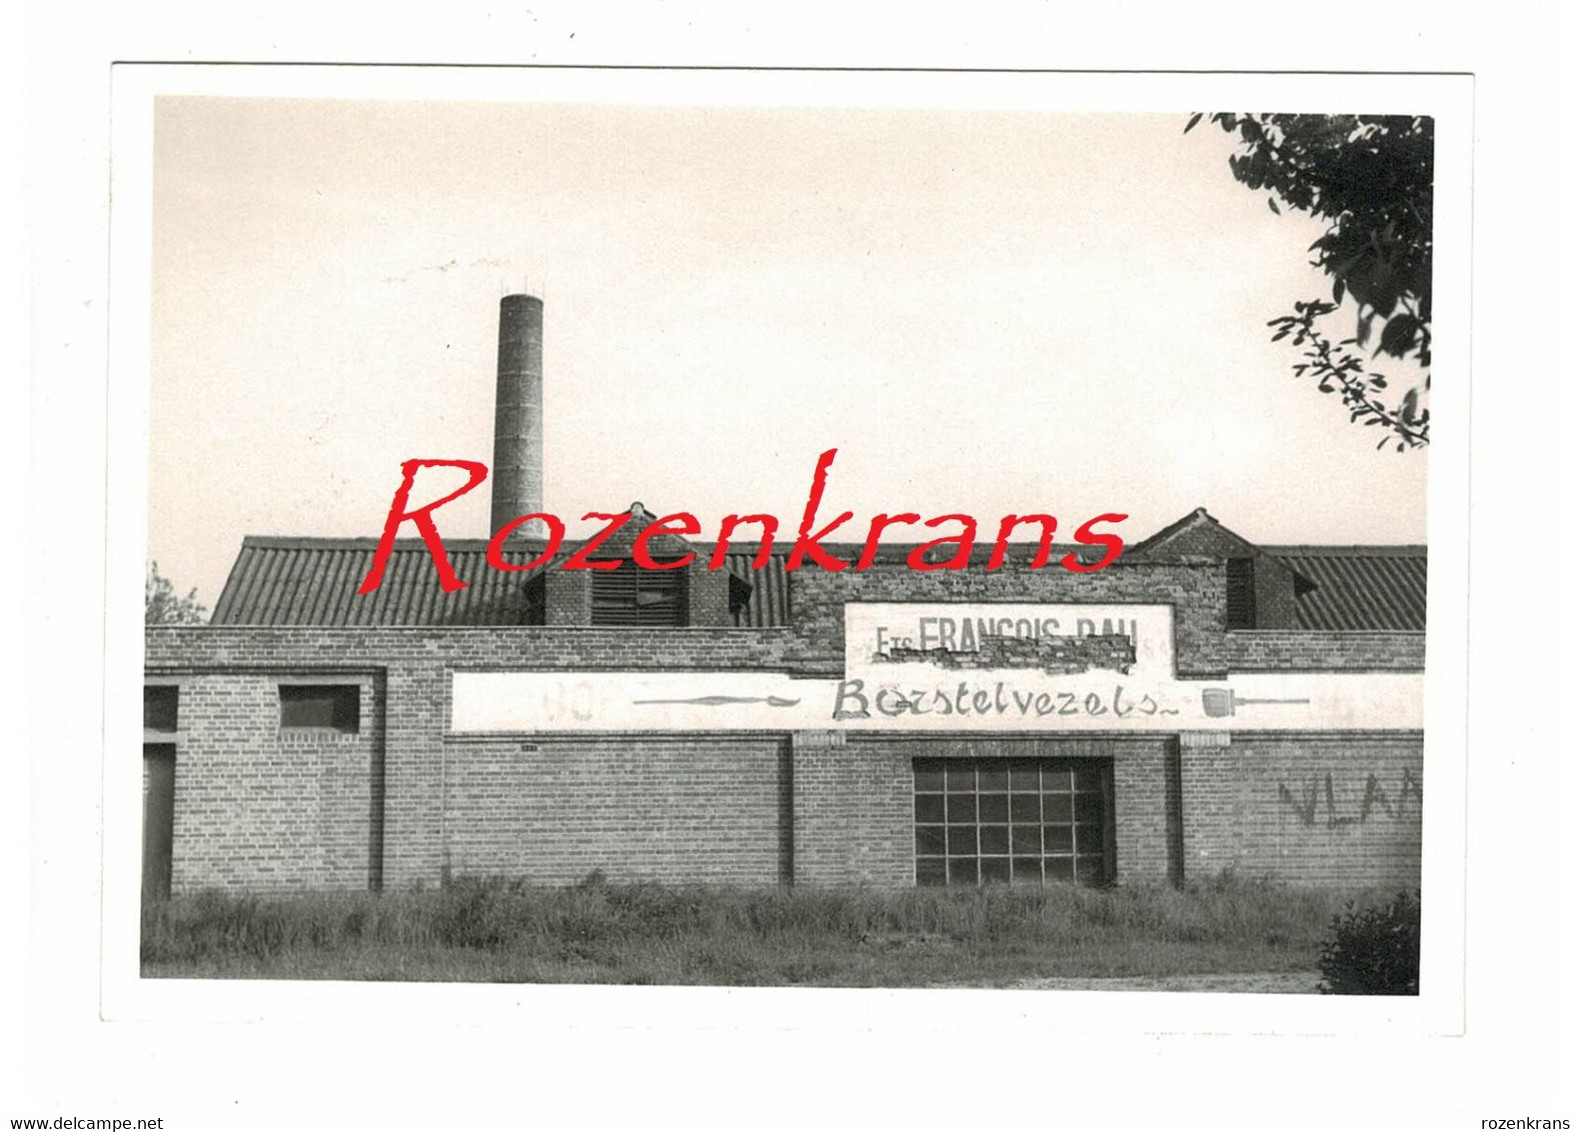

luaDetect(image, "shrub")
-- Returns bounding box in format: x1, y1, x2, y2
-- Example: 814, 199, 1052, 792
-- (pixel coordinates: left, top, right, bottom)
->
1317, 890, 1420, 995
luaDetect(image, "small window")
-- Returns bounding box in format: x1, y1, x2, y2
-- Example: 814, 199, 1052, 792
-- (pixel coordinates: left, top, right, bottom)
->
144, 685, 178, 733
1226, 558, 1257, 630
590, 565, 688, 627
279, 684, 360, 733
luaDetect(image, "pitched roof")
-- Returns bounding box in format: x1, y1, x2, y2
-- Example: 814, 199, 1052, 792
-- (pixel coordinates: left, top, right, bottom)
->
1127, 506, 1313, 588
1125, 507, 1228, 558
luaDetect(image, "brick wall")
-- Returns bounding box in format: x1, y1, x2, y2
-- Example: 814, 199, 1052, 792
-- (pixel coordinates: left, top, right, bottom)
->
790, 732, 914, 886
1179, 731, 1423, 887
1128, 514, 1307, 630
151, 573, 1422, 681
443, 733, 790, 884
145, 626, 801, 673
1108, 737, 1178, 885
685, 567, 734, 629
163, 672, 383, 892
381, 662, 446, 890
543, 571, 589, 627
145, 578, 1424, 892
146, 627, 805, 889
1224, 631, 1425, 671
1252, 557, 1304, 630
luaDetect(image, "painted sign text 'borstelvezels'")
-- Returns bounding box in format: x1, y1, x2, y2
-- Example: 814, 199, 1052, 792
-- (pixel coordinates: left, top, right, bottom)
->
447, 603, 1423, 734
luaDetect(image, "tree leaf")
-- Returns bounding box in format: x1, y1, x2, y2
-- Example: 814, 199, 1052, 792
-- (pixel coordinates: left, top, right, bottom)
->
1379, 313, 1419, 357
1184, 112, 1203, 134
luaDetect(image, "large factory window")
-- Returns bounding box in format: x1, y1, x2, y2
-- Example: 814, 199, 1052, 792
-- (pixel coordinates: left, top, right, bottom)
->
590, 564, 688, 627
913, 757, 1111, 887
278, 684, 361, 733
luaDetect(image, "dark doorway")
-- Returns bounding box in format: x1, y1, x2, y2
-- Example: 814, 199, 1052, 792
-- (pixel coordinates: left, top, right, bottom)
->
142, 745, 176, 903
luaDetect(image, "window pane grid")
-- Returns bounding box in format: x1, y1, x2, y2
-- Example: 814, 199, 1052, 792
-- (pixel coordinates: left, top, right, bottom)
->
914, 757, 1107, 888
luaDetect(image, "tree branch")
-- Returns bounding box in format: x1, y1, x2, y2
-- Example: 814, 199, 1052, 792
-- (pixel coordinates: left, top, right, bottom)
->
1271, 301, 1430, 450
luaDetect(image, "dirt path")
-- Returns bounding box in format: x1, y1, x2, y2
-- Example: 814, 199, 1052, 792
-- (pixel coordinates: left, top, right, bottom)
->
1007, 971, 1320, 994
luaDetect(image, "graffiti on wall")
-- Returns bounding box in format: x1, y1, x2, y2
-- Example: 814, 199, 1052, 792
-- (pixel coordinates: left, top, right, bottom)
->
1277, 769, 1422, 828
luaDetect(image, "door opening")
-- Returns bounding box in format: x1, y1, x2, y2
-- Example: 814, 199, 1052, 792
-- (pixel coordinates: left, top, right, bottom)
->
142, 745, 176, 903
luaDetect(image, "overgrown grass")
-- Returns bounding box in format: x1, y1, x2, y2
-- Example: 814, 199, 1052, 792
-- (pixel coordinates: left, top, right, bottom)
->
141, 873, 1389, 987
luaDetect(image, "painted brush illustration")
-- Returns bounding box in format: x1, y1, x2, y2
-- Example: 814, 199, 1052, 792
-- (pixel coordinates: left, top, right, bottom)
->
1201, 688, 1312, 718
632, 695, 803, 708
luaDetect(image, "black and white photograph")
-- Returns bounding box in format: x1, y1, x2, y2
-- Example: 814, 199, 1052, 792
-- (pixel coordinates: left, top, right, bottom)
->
12, 12, 1575, 1130
121, 70, 1454, 997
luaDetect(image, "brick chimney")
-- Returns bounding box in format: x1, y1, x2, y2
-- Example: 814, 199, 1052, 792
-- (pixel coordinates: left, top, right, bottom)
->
491, 294, 544, 534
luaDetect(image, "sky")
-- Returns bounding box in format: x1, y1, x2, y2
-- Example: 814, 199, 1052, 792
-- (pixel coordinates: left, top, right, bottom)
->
148, 96, 1429, 606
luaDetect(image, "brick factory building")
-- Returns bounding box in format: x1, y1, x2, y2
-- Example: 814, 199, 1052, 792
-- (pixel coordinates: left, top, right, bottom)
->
141, 296, 1427, 900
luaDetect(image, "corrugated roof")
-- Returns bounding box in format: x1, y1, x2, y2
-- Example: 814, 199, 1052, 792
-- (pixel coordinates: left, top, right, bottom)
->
208, 535, 1428, 633
722, 554, 791, 628
209, 536, 1098, 627
1265, 546, 1428, 631
213, 539, 542, 626
211, 537, 794, 627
